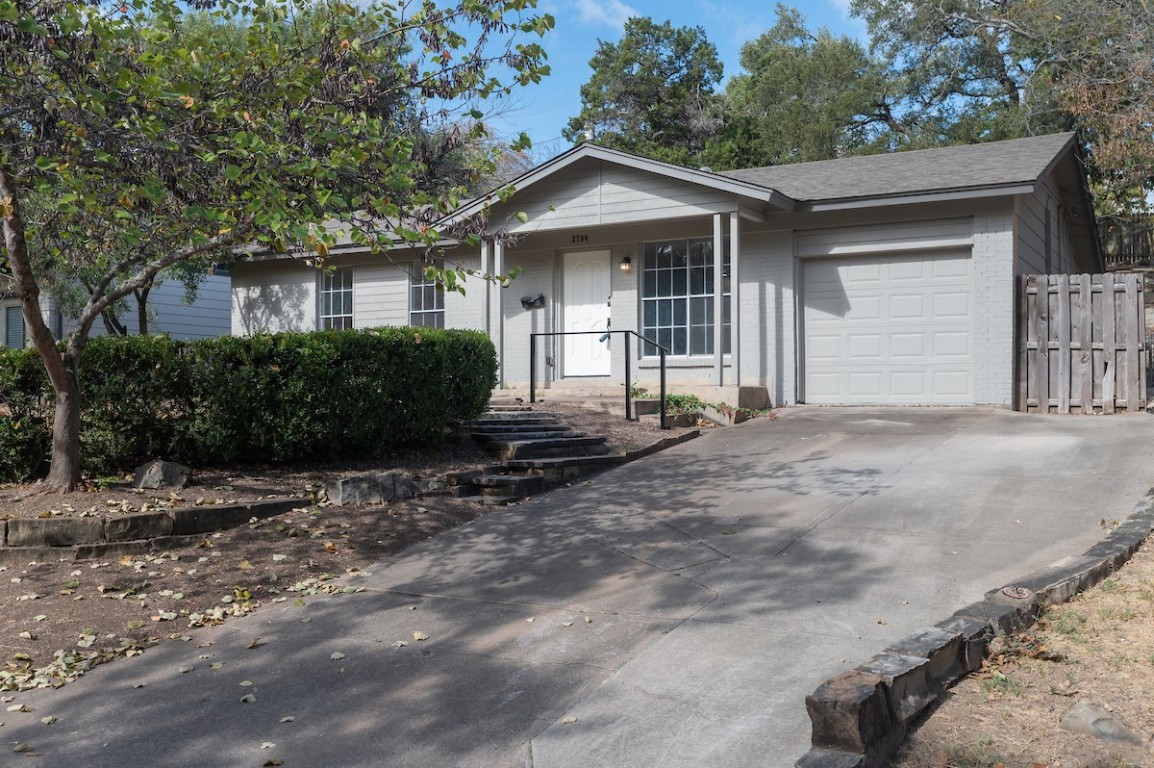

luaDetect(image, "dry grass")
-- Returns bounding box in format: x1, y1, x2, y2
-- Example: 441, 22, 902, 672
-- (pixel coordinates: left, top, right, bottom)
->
892, 536, 1154, 768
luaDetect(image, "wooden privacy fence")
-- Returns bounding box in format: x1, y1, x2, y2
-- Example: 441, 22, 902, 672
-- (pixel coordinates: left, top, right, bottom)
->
1016, 273, 1146, 414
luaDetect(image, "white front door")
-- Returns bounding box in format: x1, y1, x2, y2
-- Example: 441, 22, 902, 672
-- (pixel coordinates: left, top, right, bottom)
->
562, 250, 612, 377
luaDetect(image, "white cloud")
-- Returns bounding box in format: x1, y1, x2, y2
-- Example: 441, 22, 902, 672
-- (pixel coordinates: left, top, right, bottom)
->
574, 0, 641, 29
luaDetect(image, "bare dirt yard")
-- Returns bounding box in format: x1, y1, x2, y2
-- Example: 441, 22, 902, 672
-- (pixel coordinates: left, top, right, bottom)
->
0, 402, 703, 693
893, 535, 1154, 768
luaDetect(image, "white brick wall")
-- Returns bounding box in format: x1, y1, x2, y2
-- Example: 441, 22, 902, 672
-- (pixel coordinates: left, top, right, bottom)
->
971, 213, 1016, 405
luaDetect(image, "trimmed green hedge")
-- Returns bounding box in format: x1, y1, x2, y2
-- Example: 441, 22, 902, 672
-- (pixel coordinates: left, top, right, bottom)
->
0, 327, 496, 482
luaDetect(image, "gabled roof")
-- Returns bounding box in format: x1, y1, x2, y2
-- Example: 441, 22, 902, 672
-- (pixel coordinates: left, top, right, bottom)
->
443, 142, 797, 225
720, 133, 1077, 207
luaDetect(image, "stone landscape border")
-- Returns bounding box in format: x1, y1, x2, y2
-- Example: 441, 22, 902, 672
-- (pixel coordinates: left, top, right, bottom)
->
796, 488, 1154, 768
0, 498, 308, 566
0, 430, 704, 568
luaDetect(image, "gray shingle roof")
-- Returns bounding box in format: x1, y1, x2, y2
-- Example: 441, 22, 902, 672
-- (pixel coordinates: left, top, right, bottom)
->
720, 133, 1075, 203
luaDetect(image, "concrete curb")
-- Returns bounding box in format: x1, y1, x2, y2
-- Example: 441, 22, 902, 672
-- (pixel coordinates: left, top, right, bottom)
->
0, 497, 309, 566
796, 488, 1154, 768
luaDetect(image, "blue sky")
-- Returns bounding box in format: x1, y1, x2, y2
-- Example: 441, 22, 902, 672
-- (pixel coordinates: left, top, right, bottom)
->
486, 0, 867, 159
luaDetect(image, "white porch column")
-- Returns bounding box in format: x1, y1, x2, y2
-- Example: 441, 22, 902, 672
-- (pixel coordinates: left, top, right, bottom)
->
713, 212, 724, 385
480, 239, 491, 337
730, 210, 740, 388
493, 239, 505, 388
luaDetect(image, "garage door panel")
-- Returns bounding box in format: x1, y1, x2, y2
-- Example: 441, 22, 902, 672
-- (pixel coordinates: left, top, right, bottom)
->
847, 372, 883, 396
890, 333, 926, 358
890, 294, 925, 318
933, 331, 969, 357
807, 334, 841, 359
889, 260, 927, 280
932, 292, 969, 318
890, 372, 928, 397
803, 252, 972, 405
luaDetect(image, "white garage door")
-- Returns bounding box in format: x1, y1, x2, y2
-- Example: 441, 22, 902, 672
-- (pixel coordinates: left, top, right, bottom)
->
802, 252, 973, 405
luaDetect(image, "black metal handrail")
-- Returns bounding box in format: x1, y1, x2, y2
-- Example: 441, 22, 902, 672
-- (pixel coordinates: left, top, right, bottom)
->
529, 330, 669, 429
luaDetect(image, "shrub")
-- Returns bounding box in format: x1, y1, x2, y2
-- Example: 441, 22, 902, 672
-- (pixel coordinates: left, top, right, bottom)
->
0, 327, 497, 481
0, 347, 51, 482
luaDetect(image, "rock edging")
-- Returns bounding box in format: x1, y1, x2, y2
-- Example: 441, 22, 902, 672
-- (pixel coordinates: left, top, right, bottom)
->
796, 488, 1154, 768
0, 497, 309, 566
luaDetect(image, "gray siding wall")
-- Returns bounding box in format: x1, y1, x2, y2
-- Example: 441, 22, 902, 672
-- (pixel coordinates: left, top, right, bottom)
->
232, 260, 317, 334
498, 248, 556, 387
73, 275, 231, 340
1015, 174, 1078, 275
972, 212, 1016, 405
352, 264, 407, 328
443, 251, 486, 332
496, 158, 740, 236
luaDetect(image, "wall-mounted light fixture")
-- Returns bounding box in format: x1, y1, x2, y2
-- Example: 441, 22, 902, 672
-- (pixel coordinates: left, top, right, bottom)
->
619, 256, 632, 273
520, 294, 546, 310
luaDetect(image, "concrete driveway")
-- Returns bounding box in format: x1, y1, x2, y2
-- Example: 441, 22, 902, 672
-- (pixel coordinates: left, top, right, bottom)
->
7, 407, 1154, 767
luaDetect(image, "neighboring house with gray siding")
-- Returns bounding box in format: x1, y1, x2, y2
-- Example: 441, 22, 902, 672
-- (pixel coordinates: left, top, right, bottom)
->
230, 132, 1102, 408
2, 274, 231, 348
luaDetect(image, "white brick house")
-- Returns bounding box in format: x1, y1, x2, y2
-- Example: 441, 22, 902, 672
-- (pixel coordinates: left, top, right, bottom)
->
231, 133, 1102, 408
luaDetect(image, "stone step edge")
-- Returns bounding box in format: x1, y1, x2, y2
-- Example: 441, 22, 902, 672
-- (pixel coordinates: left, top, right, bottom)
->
0, 497, 309, 556
795, 488, 1154, 768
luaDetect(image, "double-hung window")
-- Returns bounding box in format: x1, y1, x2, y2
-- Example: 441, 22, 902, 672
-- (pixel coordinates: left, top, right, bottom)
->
641, 237, 730, 356
319, 267, 354, 330
409, 263, 445, 328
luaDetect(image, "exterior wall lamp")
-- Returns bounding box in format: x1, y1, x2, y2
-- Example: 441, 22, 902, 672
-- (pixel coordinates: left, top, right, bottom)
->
619, 256, 632, 272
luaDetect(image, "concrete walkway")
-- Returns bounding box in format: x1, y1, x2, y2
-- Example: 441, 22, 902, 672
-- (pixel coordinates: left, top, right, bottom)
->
6, 408, 1154, 768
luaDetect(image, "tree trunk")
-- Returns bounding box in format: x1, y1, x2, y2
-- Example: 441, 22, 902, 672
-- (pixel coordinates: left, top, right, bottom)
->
1, 163, 83, 489
136, 282, 151, 336
43, 355, 83, 489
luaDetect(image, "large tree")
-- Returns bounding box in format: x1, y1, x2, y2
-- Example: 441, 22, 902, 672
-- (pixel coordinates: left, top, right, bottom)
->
850, 0, 1154, 202
0, 0, 552, 489
723, 4, 896, 166
563, 17, 724, 166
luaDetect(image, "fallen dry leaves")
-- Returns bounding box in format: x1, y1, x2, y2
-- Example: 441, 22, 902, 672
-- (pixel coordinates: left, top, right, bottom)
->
892, 535, 1154, 767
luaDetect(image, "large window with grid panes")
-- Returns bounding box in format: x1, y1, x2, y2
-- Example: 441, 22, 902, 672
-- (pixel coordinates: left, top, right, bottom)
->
409, 263, 445, 328
640, 237, 730, 357
319, 267, 354, 330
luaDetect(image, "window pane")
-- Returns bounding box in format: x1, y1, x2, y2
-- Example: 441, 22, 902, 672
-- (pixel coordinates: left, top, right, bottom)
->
658, 299, 672, 326
643, 270, 657, 297
672, 241, 688, 268
690, 325, 707, 356
643, 300, 656, 327
690, 297, 705, 324
658, 328, 672, 354
673, 298, 686, 326
643, 244, 657, 270
657, 245, 672, 269
673, 327, 687, 356
672, 267, 687, 296
658, 269, 672, 297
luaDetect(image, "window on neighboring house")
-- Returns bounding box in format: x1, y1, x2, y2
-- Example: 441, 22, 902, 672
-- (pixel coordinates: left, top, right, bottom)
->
4, 305, 25, 349
319, 267, 354, 330
640, 237, 730, 357
410, 263, 445, 328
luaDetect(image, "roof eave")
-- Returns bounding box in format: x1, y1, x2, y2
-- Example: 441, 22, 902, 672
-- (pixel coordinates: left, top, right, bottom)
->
798, 183, 1038, 212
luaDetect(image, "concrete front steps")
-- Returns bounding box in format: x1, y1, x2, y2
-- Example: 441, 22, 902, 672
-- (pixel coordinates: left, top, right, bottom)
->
450, 407, 625, 504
